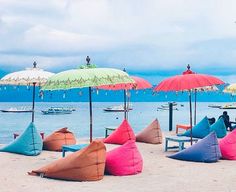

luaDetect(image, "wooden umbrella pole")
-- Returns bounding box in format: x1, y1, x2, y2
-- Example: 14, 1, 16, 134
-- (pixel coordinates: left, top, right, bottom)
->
89, 87, 93, 143
31, 82, 36, 123
124, 89, 127, 119
194, 89, 197, 125
189, 90, 193, 145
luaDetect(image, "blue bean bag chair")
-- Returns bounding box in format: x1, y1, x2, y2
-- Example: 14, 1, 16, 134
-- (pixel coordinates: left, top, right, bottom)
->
181, 116, 210, 138
168, 132, 221, 163
0, 122, 43, 156
210, 117, 227, 138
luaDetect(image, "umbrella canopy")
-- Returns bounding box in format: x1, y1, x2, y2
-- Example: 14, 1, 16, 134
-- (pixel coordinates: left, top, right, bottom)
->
1, 62, 54, 86
42, 56, 134, 143
98, 76, 152, 90
155, 73, 224, 92
154, 64, 224, 143
224, 83, 236, 93
0, 62, 55, 122
98, 76, 152, 119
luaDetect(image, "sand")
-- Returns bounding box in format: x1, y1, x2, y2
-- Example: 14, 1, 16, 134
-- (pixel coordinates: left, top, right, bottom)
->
0, 134, 236, 192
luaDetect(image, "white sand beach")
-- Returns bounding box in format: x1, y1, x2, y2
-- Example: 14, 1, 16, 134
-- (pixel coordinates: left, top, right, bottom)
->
0, 133, 236, 192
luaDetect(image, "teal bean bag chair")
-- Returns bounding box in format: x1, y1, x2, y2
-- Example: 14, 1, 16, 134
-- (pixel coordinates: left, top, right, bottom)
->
181, 116, 210, 138
168, 132, 221, 163
210, 117, 227, 138
0, 122, 43, 156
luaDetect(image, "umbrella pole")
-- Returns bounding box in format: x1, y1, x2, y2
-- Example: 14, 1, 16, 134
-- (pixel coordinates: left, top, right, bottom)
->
124, 89, 127, 120
194, 89, 197, 125
31, 82, 36, 123
189, 90, 193, 145
89, 87, 93, 143
127, 90, 130, 120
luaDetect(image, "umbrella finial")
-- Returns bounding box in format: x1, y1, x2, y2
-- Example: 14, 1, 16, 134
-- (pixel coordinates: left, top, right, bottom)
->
187, 64, 190, 70
86, 56, 91, 66
33, 61, 37, 68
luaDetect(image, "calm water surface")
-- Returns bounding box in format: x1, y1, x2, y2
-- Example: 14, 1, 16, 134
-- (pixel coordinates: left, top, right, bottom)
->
0, 102, 235, 144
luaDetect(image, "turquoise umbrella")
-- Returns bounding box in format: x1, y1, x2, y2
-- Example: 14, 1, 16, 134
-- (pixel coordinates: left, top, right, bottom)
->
42, 56, 134, 142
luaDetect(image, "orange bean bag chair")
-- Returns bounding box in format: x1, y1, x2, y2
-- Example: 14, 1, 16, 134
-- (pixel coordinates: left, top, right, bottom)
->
105, 140, 143, 176
136, 119, 162, 144
104, 119, 136, 145
43, 127, 76, 151
29, 140, 106, 181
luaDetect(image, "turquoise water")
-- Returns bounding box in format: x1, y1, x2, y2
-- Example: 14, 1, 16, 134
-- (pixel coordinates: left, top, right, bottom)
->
0, 102, 236, 144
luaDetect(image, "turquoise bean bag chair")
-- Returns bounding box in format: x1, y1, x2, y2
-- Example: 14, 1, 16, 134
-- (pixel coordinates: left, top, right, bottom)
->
210, 117, 227, 138
168, 132, 221, 163
181, 116, 210, 138
0, 122, 43, 156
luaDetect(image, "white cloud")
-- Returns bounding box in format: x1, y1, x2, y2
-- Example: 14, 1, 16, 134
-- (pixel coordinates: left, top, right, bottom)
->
0, 0, 236, 74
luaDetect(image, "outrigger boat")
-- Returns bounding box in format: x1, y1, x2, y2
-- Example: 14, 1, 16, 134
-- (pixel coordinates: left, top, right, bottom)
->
220, 103, 236, 109
41, 107, 73, 115
1, 107, 32, 113
103, 105, 133, 112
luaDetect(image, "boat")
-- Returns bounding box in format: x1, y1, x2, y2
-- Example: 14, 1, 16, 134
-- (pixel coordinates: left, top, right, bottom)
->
103, 105, 133, 112
157, 107, 178, 111
208, 104, 222, 108
161, 102, 178, 108
41, 107, 73, 115
220, 103, 236, 109
0, 107, 33, 113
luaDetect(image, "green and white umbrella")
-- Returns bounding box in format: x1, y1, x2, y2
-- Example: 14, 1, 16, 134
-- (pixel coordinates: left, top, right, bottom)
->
42, 56, 134, 142
0, 62, 55, 122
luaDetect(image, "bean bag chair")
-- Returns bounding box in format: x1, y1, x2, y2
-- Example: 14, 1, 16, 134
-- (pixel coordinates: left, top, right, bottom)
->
43, 127, 76, 151
29, 140, 106, 181
104, 119, 136, 144
0, 122, 42, 156
105, 140, 143, 176
210, 118, 227, 138
168, 132, 221, 163
219, 129, 236, 160
136, 119, 162, 144
181, 116, 210, 138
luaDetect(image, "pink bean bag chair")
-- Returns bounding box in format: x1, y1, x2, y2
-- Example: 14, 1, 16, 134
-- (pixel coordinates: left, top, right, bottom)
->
104, 120, 136, 145
219, 129, 236, 160
105, 140, 143, 176
136, 119, 162, 144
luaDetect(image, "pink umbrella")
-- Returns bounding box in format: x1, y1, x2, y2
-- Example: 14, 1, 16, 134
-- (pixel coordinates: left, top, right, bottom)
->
98, 75, 152, 119
154, 65, 224, 143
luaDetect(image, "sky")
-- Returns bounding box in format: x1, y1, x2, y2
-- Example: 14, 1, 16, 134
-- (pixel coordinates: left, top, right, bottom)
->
0, 0, 236, 84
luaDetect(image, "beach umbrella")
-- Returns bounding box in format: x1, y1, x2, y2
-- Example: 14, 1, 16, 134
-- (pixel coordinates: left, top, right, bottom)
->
42, 56, 134, 143
154, 64, 224, 144
98, 75, 152, 119
224, 83, 236, 94
0, 62, 55, 122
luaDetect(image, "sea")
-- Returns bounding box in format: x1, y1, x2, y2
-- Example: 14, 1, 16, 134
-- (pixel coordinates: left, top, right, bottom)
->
0, 102, 236, 144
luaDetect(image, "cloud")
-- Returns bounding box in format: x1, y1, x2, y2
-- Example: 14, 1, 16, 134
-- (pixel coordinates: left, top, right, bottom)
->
0, 0, 236, 77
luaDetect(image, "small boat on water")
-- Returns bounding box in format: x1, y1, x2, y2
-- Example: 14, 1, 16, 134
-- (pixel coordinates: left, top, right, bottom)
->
161, 102, 178, 108
157, 107, 178, 111
0, 107, 32, 113
220, 103, 236, 109
42, 107, 73, 115
208, 104, 222, 108
103, 105, 133, 112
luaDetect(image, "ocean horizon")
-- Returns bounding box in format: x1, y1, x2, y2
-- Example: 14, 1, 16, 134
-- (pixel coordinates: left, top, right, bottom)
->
1, 101, 236, 144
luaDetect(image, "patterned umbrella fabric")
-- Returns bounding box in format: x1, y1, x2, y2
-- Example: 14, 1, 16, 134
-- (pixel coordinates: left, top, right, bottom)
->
0, 62, 55, 122
154, 65, 224, 144
42, 56, 134, 142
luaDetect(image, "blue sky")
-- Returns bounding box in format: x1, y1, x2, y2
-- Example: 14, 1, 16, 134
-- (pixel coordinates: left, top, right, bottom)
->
0, 0, 236, 84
